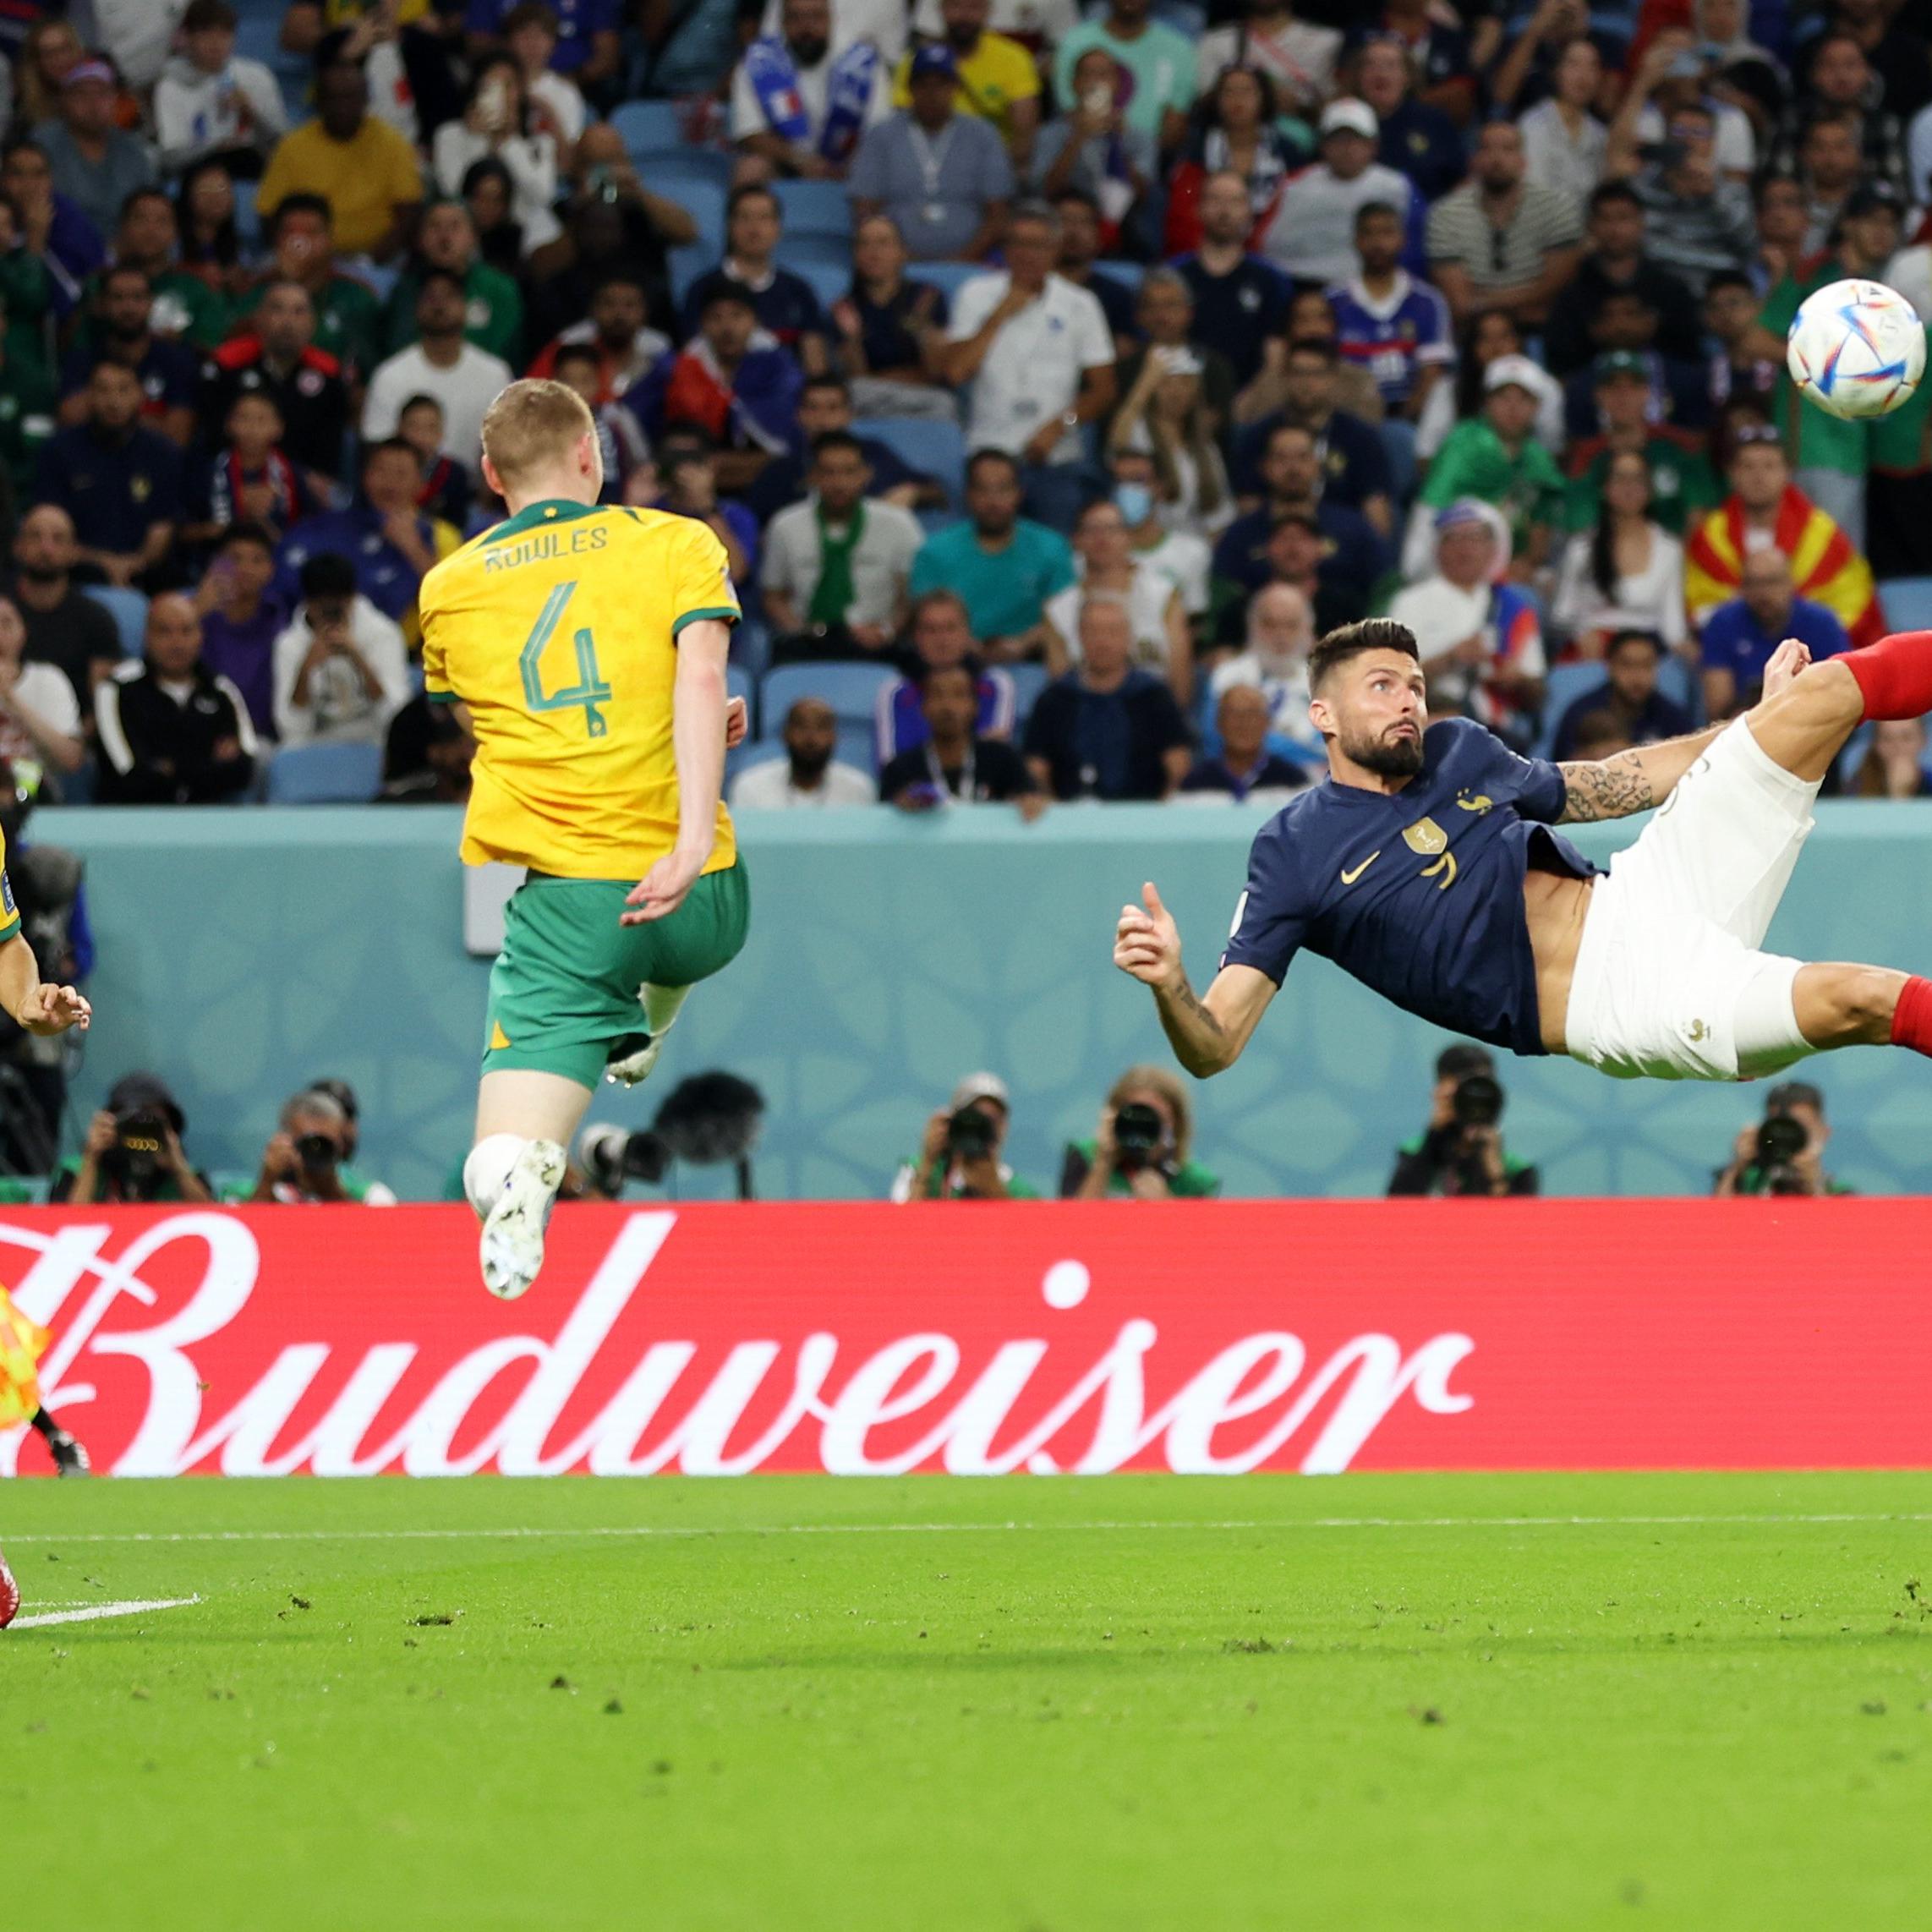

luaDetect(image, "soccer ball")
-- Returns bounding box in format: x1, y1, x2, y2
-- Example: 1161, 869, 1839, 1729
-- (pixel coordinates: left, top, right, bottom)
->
1786, 278, 1926, 421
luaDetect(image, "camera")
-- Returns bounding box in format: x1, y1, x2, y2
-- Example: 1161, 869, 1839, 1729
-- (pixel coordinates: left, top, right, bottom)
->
946, 1104, 997, 1161
1112, 1102, 1165, 1174
1755, 1112, 1810, 1195
1451, 1073, 1503, 1130
293, 1132, 338, 1175
106, 1105, 169, 1188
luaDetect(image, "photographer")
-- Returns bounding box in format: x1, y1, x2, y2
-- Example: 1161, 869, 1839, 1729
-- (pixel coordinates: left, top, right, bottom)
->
1060, 1065, 1220, 1200
1713, 1081, 1852, 1198
892, 1073, 1039, 1201
1387, 1045, 1540, 1198
247, 1087, 391, 1204
306, 1076, 397, 1205
52, 1072, 213, 1204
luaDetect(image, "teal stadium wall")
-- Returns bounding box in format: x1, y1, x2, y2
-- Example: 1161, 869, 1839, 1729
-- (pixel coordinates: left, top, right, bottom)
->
30, 802, 1932, 1201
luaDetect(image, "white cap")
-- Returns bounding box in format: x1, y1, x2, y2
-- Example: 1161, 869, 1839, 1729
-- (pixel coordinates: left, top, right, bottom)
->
950, 1071, 1010, 1112
1483, 353, 1543, 395
1318, 97, 1377, 141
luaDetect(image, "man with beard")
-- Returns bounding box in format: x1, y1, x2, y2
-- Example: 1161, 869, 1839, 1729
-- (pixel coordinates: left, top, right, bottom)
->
729, 695, 876, 807
199, 279, 352, 492
57, 265, 198, 446
733, 0, 889, 180
8, 505, 120, 717
1114, 616, 1932, 1097
380, 200, 527, 366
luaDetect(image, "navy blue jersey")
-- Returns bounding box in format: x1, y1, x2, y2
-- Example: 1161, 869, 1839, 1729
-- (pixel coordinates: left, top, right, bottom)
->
1220, 718, 1599, 1055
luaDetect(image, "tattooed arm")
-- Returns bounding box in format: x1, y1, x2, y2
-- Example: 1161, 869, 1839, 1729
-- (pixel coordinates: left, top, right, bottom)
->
1114, 882, 1276, 1076
1556, 728, 1724, 824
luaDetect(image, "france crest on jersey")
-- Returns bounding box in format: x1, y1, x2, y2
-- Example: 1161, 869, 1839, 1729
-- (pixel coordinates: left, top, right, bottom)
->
1220, 719, 1599, 1055
1326, 272, 1453, 408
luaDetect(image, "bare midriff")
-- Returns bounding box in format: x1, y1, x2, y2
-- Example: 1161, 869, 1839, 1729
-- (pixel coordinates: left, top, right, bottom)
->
1524, 866, 1598, 1054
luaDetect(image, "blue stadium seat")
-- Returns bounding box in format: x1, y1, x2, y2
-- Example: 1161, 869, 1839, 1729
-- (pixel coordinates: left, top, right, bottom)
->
1877, 574, 1932, 632
836, 722, 877, 776
1089, 261, 1145, 300
233, 176, 260, 250
669, 245, 714, 309
81, 585, 149, 657
906, 263, 988, 304
780, 253, 853, 311
851, 416, 966, 510
762, 661, 899, 733
1153, 0, 1207, 34
266, 742, 384, 804
1005, 661, 1049, 726
648, 151, 734, 197
611, 100, 687, 160
727, 741, 785, 788
726, 662, 753, 735
1533, 661, 1610, 758
1655, 653, 1695, 716
773, 178, 853, 238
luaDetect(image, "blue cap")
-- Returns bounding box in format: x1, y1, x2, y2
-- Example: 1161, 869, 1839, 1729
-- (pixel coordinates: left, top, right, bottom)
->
910, 43, 958, 80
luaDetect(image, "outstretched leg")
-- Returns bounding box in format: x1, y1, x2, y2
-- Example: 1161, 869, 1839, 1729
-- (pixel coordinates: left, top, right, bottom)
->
1747, 630, 1932, 783
1794, 962, 1932, 1056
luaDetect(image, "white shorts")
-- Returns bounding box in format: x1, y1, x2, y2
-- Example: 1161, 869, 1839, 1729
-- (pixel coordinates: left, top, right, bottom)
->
1563, 720, 1820, 1082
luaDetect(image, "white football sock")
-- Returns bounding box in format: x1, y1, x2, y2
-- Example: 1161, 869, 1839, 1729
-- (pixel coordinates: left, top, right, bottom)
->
463, 1134, 528, 1220
641, 982, 689, 1037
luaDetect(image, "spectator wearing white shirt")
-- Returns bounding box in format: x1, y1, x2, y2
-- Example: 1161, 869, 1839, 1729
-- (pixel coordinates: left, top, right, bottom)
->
941, 201, 1117, 533
1549, 447, 1688, 656
433, 55, 561, 254
1515, 36, 1608, 211
1042, 496, 1191, 704
152, 0, 288, 178
758, 0, 909, 63
272, 552, 409, 747
911, 0, 1076, 44
1194, 0, 1338, 119
0, 593, 84, 783
1256, 99, 1413, 287
1208, 579, 1321, 762
361, 271, 515, 482
503, 3, 588, 161
759, 431, 923, 658
735, 0, 891, 180
1108, 446, 1212, 617
730, 696, 878, 807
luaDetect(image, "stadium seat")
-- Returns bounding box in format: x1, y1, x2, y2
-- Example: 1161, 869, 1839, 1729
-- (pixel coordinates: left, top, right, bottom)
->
648, 152, 733, 199
81, 585, 149, 657
773, 178, 852, 238
669, 244, 714, 309
762, 661, 899, 733
233, 177, 261, 251
726, 662, 753, 736
266, 742, 384, 804
1534, 662, 1610, 758
610, 100, 686, 160
779, 253, 853, 312
1089, 261, 1145, 300
726, 741, 785, 787
851, 416, 966, 510
1152, 0, 1207, 33
835, 722, 876, 776
1005, 661, 1049, 726
1876, 574, 1932, 632
1655, 653, 1695, 716
906, 263, 987, 304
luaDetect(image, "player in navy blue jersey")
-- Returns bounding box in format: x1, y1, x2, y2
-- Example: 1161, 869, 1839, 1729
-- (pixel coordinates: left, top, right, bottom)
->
1114, 618, 1932, 1082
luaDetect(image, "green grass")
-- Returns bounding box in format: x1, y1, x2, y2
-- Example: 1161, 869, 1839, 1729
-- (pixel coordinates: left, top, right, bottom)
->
4, 1473, 1932, 1930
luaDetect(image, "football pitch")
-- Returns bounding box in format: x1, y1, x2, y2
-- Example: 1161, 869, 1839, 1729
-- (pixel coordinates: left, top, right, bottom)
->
4, 1472, 1930, 1930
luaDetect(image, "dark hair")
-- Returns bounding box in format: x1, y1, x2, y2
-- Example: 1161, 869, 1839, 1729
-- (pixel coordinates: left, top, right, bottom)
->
1353, 199, 1404, 232
361, 435, 419, 470
1590, 450, 1651, 600
1453, 309, 1519, 419
550, 342, 599, 373
298, 550, 359, 600
1206, 62, 1278, 129
218, 519, 276, 555
225, 386, 283, 424
1752, 168, 1803, 210
590, 268, 648, 303
1307, 618, 1419, 691
417, 265, 467, 302
1435, 1043, 1493, 1081
802, 373, 851, 399
308, 1075, 360, 1122
966, 446, 1021, 488
699, 278, 758, 315
727, 182, 779, 221
463, 52, 528, 135
182, 0, 238, 32
118, 184, 173, 224
461, 155, 515, 209
271, 190, 333, 237
809, 429, 865, 463
500, 0, 560, 32
1705, 268, 1756, 299
1765, 1080, 1825, 1115
398, 391, 444, 419
1051, 184, 1101, 216
915, 657, 977, 694
100, 261, 151, 294
175, 156, 239, 266
1284, 334, 1338, 365
1586, 180, 1643, 219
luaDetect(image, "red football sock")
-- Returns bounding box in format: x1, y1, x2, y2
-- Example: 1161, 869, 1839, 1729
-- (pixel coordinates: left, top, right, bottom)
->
1890, 974, 1932, 1057
1843, 631, 1932, 720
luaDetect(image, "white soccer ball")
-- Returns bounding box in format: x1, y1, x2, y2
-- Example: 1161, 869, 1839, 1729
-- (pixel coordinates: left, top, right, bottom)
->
1786, 278, 1926, 421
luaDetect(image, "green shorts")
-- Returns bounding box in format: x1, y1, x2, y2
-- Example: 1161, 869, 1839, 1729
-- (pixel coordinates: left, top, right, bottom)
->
483, 862, 750, 1090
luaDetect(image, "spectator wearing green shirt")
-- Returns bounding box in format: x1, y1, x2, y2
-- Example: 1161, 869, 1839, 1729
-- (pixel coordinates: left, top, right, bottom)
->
1416, 354, 1564, 583
1562, 353, 1718, 538
1865, 297, 1932, 582
908, 447, 1075, 660
50, 1073, 216, 1205
1052, 0, 1196, 156
0, 210, 58, 427
242, 192, 385, 383
1753, 182, 1904, 551
86, 186, 235, 351
891, 1071, 1041, 1201
380, 200, 525, 367
1061, 1065, 1219, 1199
1712, 1081, 1854, 1198
0, 302, 52, 500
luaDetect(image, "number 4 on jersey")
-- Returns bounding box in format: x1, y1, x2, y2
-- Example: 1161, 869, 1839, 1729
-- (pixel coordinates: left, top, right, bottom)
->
520, 581, 612, 737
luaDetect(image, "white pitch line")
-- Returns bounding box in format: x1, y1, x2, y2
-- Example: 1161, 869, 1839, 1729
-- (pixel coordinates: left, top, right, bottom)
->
5, 1511, 1932, 1548
7, 1595, 198, 1630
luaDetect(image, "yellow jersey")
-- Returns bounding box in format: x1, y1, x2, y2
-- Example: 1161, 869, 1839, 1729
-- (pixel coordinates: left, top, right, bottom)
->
419, 499, 742, 882
892, 33, 1040, 141
0, 824, 16, 944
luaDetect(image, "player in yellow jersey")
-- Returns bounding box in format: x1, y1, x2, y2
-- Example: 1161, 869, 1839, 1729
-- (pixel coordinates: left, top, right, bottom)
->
420, 380, 751, 1300
0, 820, 90, 1627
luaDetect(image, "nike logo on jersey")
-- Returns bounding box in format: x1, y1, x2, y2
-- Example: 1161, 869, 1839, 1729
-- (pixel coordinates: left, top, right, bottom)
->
1340, 851, 1381, 884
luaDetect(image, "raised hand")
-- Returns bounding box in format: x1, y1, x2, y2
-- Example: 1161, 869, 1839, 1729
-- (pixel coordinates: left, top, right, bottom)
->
1762, 636, 1813, 701
1114, 881, 1181, 989
19, 982, 90, 1036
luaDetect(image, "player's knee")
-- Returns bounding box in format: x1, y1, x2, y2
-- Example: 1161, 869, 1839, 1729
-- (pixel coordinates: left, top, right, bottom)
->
1836, 966, 1902, 1039
1787, 658, 1864, 729
462, 1134, 527, 1219
1801, 964, 1900, 1047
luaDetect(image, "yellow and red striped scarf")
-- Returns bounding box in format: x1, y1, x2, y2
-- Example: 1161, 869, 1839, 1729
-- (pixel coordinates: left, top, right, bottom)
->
1684, 484, 1885, 647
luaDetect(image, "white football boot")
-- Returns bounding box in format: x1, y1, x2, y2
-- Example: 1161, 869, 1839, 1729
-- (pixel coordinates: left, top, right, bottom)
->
479, 1139, 566, 1300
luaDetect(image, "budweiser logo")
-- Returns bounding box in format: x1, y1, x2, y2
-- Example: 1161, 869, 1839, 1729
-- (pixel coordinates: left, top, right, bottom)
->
0, 1209, 1478, 1478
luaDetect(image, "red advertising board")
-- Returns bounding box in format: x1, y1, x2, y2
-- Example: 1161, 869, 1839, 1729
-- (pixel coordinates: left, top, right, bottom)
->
1, 1201, 1926, 1477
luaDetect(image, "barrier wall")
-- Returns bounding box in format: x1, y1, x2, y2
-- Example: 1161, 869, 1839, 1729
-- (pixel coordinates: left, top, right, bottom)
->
31, 801, 1932, 1201
5, 1201, 1928, 1476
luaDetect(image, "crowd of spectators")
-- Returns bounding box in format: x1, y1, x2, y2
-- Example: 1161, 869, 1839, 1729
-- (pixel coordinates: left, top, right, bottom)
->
0, 0, 1920, 823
